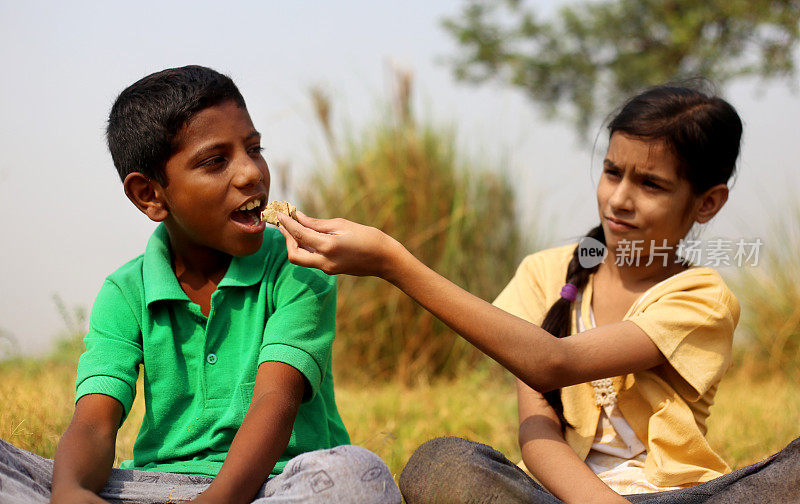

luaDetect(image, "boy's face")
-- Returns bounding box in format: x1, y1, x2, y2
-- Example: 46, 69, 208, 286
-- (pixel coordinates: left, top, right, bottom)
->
158, 100, 270, 258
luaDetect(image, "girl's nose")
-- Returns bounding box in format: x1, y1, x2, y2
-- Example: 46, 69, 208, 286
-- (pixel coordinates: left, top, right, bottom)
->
609, 180, 635, 213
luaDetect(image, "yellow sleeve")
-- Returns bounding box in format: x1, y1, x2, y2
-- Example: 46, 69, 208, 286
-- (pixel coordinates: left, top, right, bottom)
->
492, 252, 551, 326
626, 270, 739, 400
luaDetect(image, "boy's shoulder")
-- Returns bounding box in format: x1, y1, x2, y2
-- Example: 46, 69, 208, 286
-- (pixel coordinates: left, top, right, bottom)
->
104, 252, 147, 293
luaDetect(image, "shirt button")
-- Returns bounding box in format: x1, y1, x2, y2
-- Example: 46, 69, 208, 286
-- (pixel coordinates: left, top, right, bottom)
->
206, 353, 217, 365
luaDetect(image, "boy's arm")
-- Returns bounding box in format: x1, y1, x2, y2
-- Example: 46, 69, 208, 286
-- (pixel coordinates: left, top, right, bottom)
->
50, 394, 122, 504
191, 361, 305, 504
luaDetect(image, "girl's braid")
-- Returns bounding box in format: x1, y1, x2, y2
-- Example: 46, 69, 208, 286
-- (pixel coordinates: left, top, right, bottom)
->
540, 225, 605, 431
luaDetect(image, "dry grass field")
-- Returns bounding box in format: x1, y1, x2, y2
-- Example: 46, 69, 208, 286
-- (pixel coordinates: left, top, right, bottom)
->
2, 357, 797, 481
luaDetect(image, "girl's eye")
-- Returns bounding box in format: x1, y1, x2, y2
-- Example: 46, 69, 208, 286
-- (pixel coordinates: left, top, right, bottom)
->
603, 168, 621, 178
643, 180, 663, 190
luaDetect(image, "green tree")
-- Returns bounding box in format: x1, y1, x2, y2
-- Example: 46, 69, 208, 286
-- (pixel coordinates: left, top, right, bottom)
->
444, 0, 800, 139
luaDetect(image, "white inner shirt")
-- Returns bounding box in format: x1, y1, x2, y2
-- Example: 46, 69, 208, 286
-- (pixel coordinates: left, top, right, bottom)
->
575, 294, 648, 473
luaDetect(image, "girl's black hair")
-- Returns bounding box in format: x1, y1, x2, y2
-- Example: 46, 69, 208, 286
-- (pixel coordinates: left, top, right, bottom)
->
542, 85, 743, 431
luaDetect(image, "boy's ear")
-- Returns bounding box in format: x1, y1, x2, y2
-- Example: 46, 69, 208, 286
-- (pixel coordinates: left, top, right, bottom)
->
123, 172, 169, 222
695, 183, 729, 224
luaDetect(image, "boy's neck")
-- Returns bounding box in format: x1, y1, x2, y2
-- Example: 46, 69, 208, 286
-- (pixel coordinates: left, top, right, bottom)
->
168, 233, 232, 286
169, 243, 230, 318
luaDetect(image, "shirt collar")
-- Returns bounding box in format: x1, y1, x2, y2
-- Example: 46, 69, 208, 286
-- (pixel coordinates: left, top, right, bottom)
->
143, 224, 268, 306
143, 224, 188, 306
219, 240, 268, 288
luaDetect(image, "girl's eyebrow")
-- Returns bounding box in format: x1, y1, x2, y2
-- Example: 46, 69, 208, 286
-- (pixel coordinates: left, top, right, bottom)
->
603, 159, 675, 186
633, 168, 674, 186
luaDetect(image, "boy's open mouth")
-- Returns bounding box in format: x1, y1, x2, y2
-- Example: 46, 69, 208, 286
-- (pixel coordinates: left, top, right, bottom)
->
231, 198, 266, 227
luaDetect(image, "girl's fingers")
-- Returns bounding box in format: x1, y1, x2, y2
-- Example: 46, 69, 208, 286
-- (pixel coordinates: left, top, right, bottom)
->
278, 213, 329, 251
277, 222, 325, 269
295, 210, 345, 234
277, 218, 299, 247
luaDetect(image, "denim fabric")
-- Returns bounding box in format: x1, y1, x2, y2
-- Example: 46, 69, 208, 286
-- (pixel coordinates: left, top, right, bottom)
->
399, 436, 800, 504
0, 439, 400, 503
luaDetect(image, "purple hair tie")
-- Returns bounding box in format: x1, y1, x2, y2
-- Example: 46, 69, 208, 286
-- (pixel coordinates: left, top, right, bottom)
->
560, 283, 578, 302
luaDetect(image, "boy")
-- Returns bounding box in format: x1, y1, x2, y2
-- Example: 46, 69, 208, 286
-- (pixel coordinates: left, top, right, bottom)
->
0, 66, 400, 504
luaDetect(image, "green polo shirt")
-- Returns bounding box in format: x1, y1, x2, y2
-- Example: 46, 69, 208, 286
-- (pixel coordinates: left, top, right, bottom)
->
75, 224, 349, 478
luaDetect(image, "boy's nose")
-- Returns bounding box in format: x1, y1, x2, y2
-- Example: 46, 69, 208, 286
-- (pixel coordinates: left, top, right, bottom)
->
233, 156, 267, 188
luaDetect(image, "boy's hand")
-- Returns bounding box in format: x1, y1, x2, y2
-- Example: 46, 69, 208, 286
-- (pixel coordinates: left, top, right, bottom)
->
277, 211, 406, 280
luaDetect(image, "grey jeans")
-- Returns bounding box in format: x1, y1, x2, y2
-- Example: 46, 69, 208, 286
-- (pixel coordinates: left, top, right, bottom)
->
0, 438, 401, 503
399, 436, 800, 503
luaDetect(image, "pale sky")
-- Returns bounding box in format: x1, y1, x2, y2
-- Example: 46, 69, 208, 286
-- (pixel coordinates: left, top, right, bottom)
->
1, 1, 798, 357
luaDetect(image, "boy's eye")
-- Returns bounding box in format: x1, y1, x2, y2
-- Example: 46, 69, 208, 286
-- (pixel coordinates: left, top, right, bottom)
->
248, 146, 265, 156
199, 156, 225, 168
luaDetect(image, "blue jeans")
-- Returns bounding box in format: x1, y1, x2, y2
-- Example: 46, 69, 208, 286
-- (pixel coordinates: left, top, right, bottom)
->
0, 438, 401, 503
399, 436, 800, 503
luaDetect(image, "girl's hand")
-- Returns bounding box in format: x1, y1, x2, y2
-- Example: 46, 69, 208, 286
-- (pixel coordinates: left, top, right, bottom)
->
186, 494, 215, 504
277, 211, 405, 279
50, 487, 111, 504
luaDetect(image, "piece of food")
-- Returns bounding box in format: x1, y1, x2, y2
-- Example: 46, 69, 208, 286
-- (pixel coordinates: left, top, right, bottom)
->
261, 200, 298, 226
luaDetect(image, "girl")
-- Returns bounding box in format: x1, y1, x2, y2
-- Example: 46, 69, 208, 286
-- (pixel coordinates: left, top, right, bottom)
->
276, 86, 799, 503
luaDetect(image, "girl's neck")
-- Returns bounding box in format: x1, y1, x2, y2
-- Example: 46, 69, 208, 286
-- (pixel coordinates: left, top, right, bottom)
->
597, 251, 689, 290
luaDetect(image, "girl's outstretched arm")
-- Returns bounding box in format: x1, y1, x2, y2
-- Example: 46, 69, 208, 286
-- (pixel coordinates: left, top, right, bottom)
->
277, 212, 665, 392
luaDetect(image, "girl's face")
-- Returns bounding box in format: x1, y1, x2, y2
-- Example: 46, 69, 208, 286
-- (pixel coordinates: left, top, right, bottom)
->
597, 132, 699, 263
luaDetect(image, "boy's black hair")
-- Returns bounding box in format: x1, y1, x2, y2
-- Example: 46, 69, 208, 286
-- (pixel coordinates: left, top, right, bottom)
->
540, 85, 743, 431
106, 65, 246, 185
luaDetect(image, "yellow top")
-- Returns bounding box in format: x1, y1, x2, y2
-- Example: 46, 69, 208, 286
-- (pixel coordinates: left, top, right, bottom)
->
493, 243, 739, 487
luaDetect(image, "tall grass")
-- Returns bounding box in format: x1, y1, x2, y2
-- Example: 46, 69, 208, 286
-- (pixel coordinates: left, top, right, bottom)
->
301, 73, 526, 383
731, 203, 800, 379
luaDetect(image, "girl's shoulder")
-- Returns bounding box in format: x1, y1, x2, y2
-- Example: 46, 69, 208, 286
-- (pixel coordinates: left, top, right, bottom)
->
519, 243, 578, 271
646, 265, 732, 297
514, 243, 578, 287
630, 265, 739, 323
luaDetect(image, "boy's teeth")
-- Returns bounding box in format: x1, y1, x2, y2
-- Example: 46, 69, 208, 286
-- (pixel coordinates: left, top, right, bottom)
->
238, 199, 262, 212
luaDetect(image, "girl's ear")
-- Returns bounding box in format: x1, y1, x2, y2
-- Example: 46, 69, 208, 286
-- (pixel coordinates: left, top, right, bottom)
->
123, 172, 169, 222
695, 183, 729, 224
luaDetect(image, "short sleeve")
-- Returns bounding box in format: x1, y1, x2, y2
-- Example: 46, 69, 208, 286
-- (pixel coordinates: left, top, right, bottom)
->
75, 279, 143, 424
493, 254, 550, 325
260, 263, 336, 402
627, 271, 739, 400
